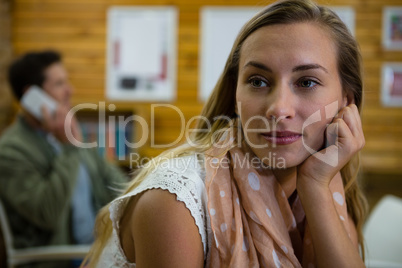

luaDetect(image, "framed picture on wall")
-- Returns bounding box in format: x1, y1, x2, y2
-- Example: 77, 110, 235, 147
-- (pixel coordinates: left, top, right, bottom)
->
199, 7, 260, 102
383, 7, 402, 50
329, 6, 355, 36
381, 63, 402, 107
106, 7, 177, 101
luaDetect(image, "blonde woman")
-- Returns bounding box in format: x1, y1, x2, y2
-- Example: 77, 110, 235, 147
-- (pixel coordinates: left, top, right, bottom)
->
83, 0, 367, 267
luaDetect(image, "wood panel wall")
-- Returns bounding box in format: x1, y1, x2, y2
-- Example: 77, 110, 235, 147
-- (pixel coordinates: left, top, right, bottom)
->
0, 0, 12, 263
9, 0, 402, 177
0, 0, 14, 136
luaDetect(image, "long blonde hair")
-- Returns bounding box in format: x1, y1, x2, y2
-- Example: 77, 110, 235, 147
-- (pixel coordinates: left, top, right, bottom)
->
84, 0, 367, 266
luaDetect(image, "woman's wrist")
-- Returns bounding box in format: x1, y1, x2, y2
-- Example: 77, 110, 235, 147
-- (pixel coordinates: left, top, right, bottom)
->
296, 174, 332, 203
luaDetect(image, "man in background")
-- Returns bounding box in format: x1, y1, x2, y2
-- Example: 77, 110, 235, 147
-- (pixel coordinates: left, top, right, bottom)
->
0, 50, 127, 267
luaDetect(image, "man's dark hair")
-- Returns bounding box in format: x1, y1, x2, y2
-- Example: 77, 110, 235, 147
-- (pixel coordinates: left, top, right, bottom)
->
7, 50, 62, 100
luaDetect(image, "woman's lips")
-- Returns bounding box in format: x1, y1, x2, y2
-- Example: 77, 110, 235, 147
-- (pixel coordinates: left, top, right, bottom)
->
261, 131, 302, 145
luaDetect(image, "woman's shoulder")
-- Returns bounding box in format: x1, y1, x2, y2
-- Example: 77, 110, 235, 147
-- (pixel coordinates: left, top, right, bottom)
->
152, 152, 206, 181
108, 152, 209, 257
112, 153, 205, 202
129, 188, 205, 267
131, 152, 206, 198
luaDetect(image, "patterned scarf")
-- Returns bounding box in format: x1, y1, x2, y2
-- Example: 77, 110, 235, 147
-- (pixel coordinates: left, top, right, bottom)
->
204, 128, 349, 267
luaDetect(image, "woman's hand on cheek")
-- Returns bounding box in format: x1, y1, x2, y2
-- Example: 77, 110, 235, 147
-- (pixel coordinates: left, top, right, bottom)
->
296, 104, 365, 192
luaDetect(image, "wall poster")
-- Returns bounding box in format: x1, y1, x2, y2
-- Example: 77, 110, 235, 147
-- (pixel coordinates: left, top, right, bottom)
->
383, 7, 402, 50
199, 7, 260, 102
106, 7, 177, 101
382, 63, 402, 107
329, 6, 355, 36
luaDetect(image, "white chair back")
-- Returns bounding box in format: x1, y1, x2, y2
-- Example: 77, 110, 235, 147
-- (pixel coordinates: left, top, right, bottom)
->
0, 198, 17, 260
0, 198, 91, 268
364, 195, 402, 268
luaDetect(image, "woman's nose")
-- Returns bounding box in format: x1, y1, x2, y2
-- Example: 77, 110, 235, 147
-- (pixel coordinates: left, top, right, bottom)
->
265, 83, 295, 122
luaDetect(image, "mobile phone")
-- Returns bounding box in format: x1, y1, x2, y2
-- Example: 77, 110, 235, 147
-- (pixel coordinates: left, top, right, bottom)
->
21, 85, 57, 120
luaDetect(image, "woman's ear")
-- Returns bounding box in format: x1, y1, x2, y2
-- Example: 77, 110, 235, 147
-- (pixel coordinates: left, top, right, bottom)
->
343, 91, 355, 107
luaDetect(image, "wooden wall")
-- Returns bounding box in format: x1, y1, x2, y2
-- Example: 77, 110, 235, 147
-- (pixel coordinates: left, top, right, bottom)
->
8, 0, 402, 190
0, 0, 11, 264
0, 0, 14, 136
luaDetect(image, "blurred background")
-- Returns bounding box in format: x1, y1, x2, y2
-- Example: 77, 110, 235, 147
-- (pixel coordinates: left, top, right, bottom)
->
0, 0, 401, 244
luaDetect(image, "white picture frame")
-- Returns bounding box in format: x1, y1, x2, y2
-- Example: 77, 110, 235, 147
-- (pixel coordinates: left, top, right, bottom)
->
199, 6, 260, 102
383, 7, 402, 50
381, 63, 402, 107
329, 6, 355, 36
106, 6, 177, 101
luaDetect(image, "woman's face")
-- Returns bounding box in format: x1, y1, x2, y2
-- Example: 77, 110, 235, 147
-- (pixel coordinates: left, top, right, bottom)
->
236, 22, 349, 168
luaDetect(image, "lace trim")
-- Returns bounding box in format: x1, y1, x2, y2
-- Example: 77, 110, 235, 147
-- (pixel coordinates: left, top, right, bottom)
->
98, 233, 135, 268
108, 154, 208, 264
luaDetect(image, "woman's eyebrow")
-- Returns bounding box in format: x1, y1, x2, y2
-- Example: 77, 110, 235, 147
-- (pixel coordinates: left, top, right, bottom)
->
243, 61, 328, 74
292, 64, 328, 73
243, 61, 272, 72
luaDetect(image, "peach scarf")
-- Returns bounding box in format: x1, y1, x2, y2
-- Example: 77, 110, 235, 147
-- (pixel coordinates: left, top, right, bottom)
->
204, 131, 350, 267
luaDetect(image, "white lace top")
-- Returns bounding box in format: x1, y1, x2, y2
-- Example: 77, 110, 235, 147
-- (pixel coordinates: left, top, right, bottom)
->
96, 154, 210, 267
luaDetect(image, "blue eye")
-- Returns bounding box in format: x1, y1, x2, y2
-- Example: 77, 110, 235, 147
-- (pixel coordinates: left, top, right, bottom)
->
249, 77, 268, 88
